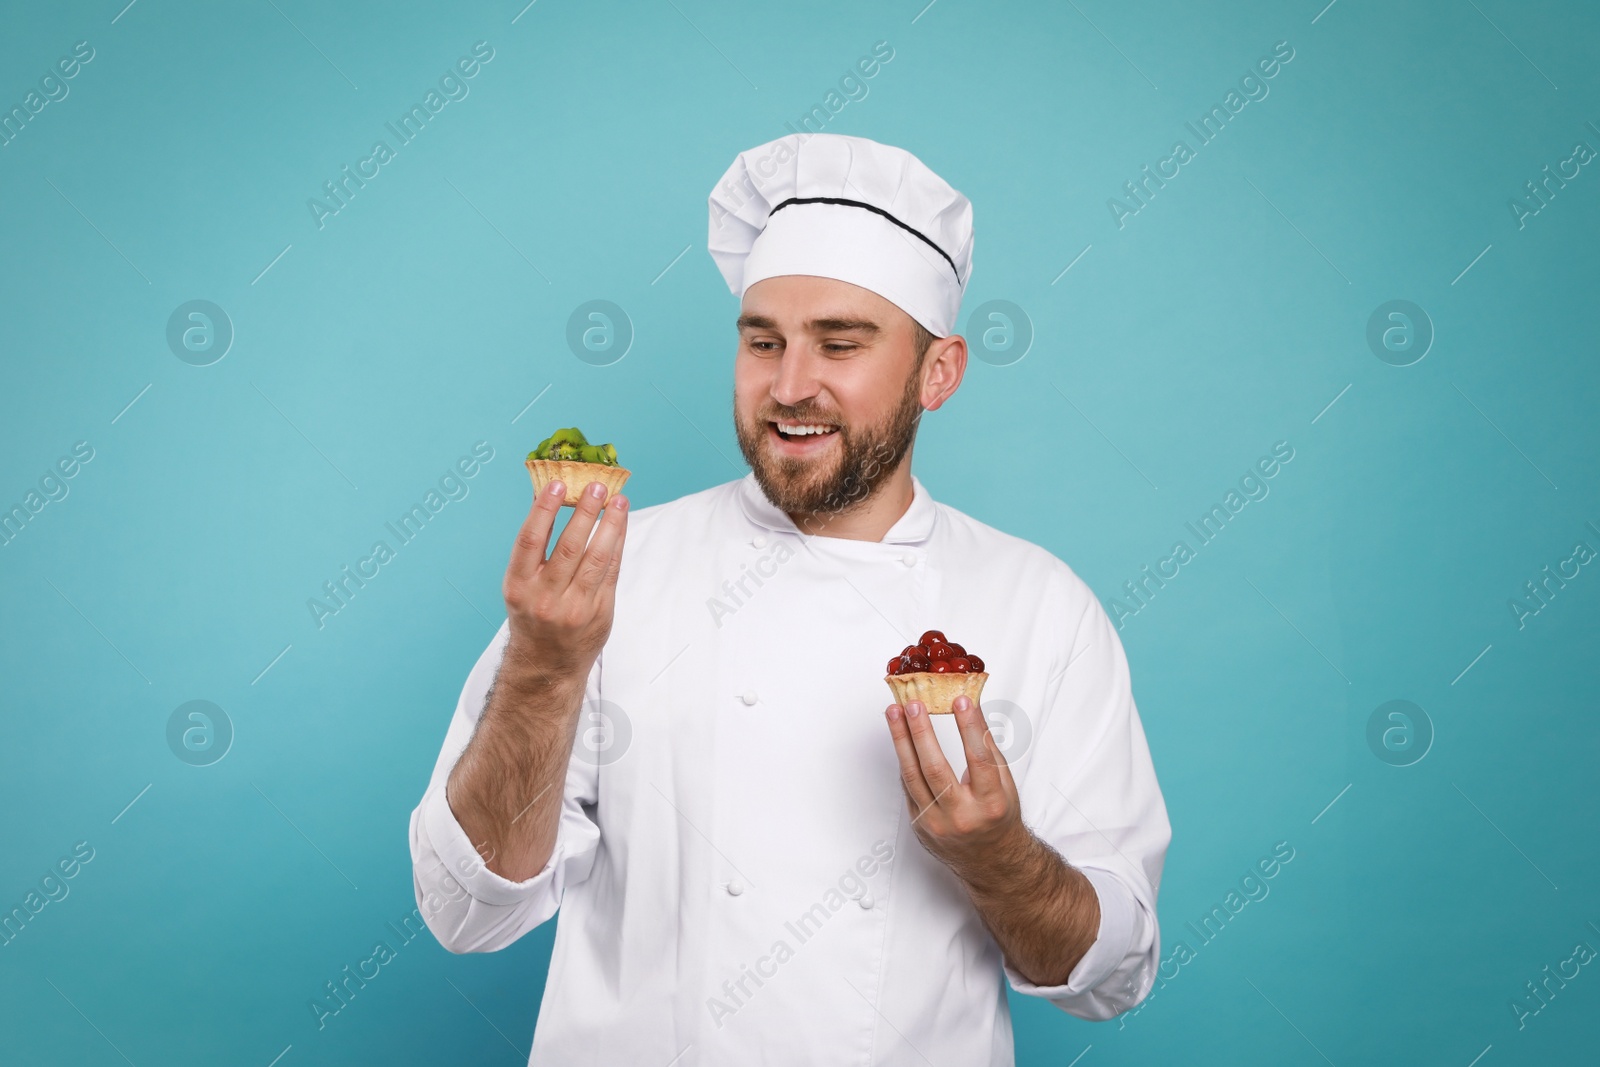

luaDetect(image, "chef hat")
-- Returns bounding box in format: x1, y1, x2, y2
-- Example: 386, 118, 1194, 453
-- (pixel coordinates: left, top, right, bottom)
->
707, 133, 973, 338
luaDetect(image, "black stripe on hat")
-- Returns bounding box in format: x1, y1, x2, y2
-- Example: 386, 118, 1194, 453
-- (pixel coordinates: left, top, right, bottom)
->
766, 197, 962, 283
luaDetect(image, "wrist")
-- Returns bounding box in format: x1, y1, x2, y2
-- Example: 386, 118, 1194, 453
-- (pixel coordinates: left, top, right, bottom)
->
954, 821, 1041, 899
499, 639, 588, 703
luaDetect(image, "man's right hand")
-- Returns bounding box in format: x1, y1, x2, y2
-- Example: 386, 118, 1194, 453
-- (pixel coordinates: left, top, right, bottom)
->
442, 477, 628, 884
501, 477, 630, 689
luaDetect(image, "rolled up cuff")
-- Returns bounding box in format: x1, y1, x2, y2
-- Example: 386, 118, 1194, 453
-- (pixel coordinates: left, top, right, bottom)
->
1004, 865, 1136, 999
421, 784, 561, 907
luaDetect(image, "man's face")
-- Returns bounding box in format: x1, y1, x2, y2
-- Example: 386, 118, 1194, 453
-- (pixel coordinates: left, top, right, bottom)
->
733, 275, 927, 518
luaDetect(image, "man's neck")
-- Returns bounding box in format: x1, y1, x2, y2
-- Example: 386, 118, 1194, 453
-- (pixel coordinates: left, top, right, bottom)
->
787, 465, 915, 543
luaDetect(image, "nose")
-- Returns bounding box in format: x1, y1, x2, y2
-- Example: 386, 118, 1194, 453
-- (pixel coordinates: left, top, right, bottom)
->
769, 346, 821, 409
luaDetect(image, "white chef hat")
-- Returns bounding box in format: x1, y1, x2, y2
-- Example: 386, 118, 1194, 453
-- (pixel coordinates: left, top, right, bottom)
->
707, 133, 973, 337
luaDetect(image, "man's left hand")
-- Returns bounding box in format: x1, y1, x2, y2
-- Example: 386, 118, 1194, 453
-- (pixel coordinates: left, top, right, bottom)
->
885, 695, 1028, 880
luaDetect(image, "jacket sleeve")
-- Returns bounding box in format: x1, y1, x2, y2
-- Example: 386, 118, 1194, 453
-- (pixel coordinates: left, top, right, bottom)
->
408, 621, 603, 954
1002, 580, 1171, 1020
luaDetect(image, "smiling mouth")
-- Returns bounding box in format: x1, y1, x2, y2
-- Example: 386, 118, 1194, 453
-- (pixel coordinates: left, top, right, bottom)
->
770, 420, 840, 444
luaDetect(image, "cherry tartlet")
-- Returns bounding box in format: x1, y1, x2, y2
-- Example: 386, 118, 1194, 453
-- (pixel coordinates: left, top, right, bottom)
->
884, 630, 988, 716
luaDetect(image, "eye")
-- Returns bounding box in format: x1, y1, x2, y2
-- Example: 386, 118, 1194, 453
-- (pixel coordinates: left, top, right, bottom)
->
822, 343, 858, 354
745, 338, 781, 354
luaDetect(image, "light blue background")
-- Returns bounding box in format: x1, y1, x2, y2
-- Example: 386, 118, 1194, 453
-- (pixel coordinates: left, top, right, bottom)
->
2, 0, 1596, 1063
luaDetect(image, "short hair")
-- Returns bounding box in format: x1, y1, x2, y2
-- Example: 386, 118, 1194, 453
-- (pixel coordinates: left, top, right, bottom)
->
911, 319, 935, 368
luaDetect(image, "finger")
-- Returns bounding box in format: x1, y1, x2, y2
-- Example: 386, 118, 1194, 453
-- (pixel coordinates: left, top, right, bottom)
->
506, 478, 567, 584
992, 735, 1019, 798
573, 493, 629, 599
590, 503, 630, 620
597, 537, 625, 603
602, 501, 628, 588
543, 481, 608, 591
902, 700, 958, 805
884, 703, 936, 813
953, 696, 1005, 797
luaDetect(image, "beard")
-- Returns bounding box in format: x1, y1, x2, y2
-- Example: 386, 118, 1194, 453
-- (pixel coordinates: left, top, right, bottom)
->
734, 361, 923, 524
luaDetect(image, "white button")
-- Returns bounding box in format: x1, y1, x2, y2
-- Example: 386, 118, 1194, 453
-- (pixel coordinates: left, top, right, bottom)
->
740, 691, 758, 706
858, 895, 874, 909
900, 552, 917, 566
726, 880, 745, 896
752, 534, 768, 549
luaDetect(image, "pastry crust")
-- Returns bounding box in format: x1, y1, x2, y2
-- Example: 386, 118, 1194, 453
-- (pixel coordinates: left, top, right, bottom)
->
526, 458, 631, 507
884, 671, 988, 715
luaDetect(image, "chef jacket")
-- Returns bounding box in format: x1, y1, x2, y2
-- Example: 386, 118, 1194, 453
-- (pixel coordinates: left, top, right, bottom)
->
410, 472, 1170, 1066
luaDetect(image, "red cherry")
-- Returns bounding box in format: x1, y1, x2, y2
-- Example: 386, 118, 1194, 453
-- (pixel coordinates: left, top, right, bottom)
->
967, 655, 984, 672
887, 657, 903, 675
950, 656, 971, 672
919, 630, 946, 647
929, 643, 954, 660
947, 643, 966, 657
901, 645, 920, 659
930, 660, 952, 673
908, 654, 931, 672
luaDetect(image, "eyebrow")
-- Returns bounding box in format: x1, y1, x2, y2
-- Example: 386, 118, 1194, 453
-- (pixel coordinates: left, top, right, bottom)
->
736, 314, 880, 335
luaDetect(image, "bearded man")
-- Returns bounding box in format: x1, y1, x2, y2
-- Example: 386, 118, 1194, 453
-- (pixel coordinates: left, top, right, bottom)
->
410, 133, 1170, 1066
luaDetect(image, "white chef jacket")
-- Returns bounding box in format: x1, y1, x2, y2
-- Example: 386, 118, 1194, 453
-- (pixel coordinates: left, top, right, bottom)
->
410, 473, 1170, 1066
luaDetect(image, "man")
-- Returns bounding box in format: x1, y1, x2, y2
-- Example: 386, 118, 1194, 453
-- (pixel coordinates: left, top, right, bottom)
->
410, 133, 1170, 1065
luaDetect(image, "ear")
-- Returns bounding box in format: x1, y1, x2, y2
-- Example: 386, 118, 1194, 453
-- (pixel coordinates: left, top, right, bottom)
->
919, 333, 968, 412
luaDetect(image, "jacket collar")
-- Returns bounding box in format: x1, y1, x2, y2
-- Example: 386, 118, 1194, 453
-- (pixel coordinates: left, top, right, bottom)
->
735, 471, 938, 545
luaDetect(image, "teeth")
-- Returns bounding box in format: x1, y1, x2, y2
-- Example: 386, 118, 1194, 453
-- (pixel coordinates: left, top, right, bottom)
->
776, 422, 835, 436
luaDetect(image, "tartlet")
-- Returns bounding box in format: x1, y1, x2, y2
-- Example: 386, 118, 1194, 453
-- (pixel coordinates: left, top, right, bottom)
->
884, 630, 988, 716
525, 426, 630, 507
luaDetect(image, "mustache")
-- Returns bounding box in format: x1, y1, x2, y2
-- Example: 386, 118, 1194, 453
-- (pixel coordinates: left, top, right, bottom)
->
760, 404, 843, 426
